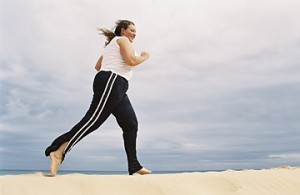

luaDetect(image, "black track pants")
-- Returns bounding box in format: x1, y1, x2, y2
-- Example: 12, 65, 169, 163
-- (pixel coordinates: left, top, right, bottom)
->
45, 71, 142, 174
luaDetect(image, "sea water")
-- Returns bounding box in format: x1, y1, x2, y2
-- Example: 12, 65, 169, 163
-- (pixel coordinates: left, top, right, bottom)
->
0, 169, 202, 176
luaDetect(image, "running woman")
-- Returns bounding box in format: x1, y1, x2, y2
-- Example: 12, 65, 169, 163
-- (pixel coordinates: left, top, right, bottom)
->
45, 20, 151, 176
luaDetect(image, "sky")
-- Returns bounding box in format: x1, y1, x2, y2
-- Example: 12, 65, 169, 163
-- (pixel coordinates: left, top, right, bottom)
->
1, 0, 300, 172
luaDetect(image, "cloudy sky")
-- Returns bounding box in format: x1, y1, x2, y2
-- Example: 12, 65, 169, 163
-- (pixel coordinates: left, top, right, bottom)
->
1, 0, 300, 172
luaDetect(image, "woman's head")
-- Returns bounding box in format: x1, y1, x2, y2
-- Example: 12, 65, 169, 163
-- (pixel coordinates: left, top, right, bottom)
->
114, 20, 135, 35
99, 20, 136, 46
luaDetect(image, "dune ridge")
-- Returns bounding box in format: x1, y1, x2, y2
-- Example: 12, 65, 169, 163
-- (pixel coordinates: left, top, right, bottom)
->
1, 166, 300, 195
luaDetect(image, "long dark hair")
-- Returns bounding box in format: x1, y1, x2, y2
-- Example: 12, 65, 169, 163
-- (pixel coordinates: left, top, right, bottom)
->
99, 20, 135, 46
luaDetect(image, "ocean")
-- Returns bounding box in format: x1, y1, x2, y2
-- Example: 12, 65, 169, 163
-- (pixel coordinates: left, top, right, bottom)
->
0, 169, 202, 176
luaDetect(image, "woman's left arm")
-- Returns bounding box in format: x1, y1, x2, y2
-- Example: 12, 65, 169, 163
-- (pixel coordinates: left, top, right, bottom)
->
118, 37, 150, 66
95, 55, 103, 71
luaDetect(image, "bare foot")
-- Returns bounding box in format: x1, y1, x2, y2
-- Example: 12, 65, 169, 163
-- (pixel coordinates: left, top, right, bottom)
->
49, 151, 63, 176
135, 167, 152, 175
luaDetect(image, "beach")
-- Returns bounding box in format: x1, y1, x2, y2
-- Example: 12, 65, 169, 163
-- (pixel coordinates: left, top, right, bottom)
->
1, 166, 299, 195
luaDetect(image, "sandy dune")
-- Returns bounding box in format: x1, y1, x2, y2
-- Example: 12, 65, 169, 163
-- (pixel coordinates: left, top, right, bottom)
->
1, 166, 300, 195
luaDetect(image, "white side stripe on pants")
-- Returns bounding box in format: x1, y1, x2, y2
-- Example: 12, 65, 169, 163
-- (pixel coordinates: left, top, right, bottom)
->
63, 72, 117, 154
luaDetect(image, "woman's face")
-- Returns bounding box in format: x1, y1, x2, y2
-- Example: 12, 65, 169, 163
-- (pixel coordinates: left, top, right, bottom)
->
121, 24, 136, 42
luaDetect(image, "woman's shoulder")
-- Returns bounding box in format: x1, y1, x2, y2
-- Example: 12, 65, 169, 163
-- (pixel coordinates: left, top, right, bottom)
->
115, 36, 129, 41
116, 36, 130, 45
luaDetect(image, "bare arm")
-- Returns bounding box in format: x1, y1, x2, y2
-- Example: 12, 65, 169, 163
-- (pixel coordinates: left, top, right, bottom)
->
117, 37, 150, 66
95, 55, 103, 71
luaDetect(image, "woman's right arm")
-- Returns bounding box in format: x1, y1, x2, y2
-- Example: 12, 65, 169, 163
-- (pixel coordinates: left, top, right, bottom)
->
117, 37, 150, 66
95, 55, 103, 71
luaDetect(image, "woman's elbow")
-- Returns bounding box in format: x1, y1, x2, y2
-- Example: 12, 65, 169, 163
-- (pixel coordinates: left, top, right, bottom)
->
125, 57, 139, 66
127, 61, 136, 66
95, 64, 101, 71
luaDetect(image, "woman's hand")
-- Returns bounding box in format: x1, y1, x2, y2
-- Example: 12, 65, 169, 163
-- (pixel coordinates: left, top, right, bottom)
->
140, 51, 150, 61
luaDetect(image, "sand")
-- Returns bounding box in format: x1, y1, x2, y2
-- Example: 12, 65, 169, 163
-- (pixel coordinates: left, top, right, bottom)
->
1, 166, 300, 195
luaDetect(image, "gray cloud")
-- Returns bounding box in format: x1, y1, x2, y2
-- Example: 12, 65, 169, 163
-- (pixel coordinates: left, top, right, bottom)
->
1, 0, 300, 171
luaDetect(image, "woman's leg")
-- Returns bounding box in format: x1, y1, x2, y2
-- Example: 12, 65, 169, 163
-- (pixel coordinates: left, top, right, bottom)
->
45, 71, 128, 174
112, 94, 151, 175
45, 72, 117, 155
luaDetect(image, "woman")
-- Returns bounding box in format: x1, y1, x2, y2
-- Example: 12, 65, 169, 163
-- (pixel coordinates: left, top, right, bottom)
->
45, 20, 151, 176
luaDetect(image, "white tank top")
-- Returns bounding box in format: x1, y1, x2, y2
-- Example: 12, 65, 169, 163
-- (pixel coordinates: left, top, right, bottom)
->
101, 36, 133, 81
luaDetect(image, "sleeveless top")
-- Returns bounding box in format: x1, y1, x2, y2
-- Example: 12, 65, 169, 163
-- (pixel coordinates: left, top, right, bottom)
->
101, 36, 134, 81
